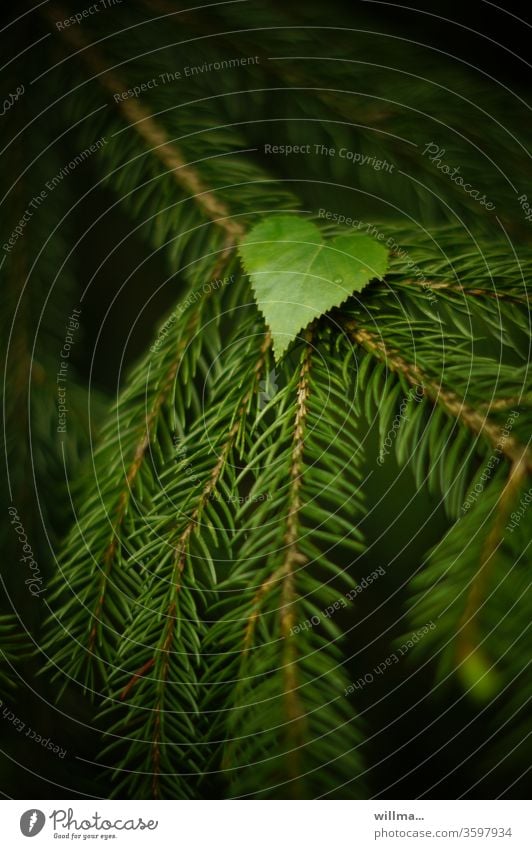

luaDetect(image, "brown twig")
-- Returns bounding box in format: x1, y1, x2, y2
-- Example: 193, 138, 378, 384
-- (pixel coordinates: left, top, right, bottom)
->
88, 308, 202, 651
397, 278, 529, 305
344, 320, 532, 474
277, 334, 313, 790
149, 332, 271, 795
457, 453, 528, 666
44, 3, 245, 242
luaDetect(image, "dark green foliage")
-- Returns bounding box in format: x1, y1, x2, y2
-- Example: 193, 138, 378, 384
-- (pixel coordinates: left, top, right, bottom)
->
1, 0, 530, 801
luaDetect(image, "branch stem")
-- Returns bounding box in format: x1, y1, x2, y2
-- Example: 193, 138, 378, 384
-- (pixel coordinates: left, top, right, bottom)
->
345, 320, 532, 473
44, 3, 244, 241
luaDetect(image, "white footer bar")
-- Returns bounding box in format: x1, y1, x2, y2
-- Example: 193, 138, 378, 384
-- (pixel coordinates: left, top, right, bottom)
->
2, 799, 528, 848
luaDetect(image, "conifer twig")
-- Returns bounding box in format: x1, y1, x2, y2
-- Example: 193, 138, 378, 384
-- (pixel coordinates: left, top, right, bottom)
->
44, 3, 245, 244
344, 320, 532, 473
88, 308, 202, 652
226, 331, 313, 791
278, 332, 313, 789
131, 333, 272, 796
457, 454, 528, 669
398, 278, 530, 305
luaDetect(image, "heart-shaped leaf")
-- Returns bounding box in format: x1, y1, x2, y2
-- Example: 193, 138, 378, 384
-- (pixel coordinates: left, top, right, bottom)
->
239, 215, 389, 358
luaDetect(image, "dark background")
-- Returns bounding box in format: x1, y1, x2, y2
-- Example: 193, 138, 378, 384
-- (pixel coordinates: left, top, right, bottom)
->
0, 0, 530, 799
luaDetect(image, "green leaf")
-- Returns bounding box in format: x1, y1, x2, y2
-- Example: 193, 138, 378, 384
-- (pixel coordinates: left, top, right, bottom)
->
239, 215, 389, 358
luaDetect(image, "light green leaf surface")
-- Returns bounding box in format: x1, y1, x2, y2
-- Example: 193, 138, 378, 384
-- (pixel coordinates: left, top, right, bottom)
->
239, 215, 389, 357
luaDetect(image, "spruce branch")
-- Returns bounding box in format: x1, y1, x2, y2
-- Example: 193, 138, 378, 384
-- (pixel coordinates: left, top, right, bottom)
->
406, 461, 530, 713
87, 307, 203, 655
225, 332, 313, 793
44, 3, 245, 244
478, 394, 532, 413
202, 333, 366, 799
399, 278, 530, 307
272, 333, 312, 790
148, 331, 270, 796
344, 320, 532, 474
44, 273, 233, 692
22, 3, 531, 798
457, 454, 528, 673
94, 314, 271, 799
119, 327, 271, 702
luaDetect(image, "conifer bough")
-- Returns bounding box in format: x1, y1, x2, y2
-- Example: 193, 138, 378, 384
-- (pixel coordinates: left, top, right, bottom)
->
1, 0, 530, 801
